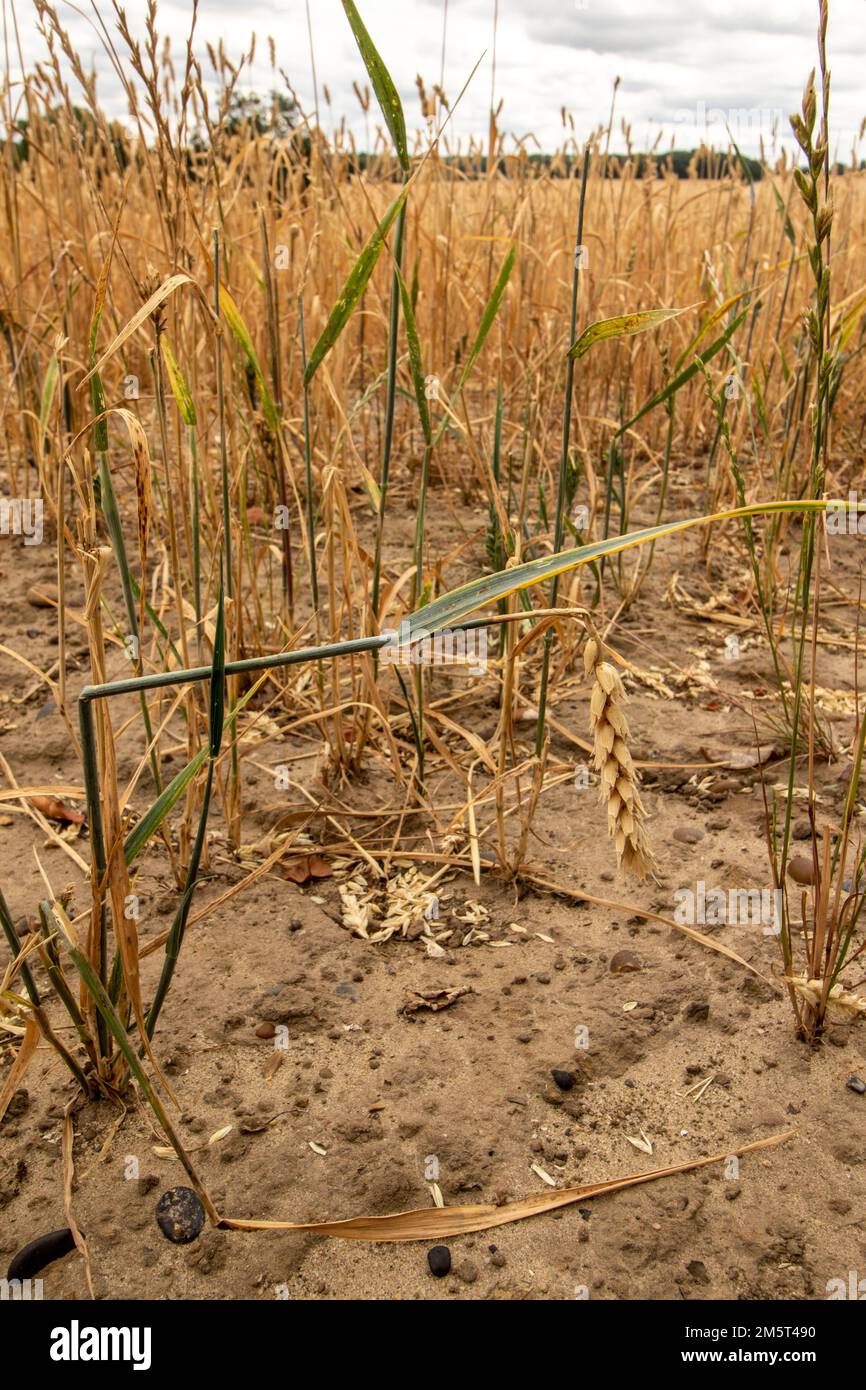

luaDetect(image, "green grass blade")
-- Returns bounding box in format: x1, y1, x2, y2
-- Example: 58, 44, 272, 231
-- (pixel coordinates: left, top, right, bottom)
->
218, 286, 280, 433
49, 902, 217, 1212
209, 579, 227, 756
407, 499, 852, 639
1, 885, 40, 1004
304, 186, 409, 387
619, 310, 748, 436
342, 0, 409, 171
123, 747, 208, 866
396, 268, 431, 445
38, 352, 59, 452
455, 244, 516, 396
145, 581, 226, 1041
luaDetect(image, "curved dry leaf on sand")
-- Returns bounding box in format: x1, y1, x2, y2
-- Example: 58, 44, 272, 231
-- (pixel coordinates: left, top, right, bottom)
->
218, 1130, 793, 1242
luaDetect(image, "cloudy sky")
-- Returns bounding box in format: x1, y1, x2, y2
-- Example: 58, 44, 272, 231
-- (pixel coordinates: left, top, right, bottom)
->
8, 0, 866, 158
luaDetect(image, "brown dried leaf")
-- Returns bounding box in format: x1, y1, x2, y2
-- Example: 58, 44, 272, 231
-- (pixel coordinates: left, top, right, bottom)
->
400, 986, 472, 1016
218, 1132, 793, 1242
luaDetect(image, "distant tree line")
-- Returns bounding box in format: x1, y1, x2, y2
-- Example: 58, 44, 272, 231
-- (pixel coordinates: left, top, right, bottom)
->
4, 93, 861, 183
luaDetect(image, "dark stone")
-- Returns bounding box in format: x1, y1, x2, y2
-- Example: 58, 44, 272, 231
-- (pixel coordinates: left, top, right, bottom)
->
427, 1245, 451, 1277
155, 1187, 205, 1244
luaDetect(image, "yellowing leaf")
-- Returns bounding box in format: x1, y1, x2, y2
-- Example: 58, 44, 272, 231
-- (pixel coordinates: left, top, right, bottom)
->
569, 306, 691, 359
161, 337, 197, 426
81, 274, 194, 385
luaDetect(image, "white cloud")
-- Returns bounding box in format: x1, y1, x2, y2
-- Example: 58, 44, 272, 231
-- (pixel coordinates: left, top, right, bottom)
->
9, 0, 865, 159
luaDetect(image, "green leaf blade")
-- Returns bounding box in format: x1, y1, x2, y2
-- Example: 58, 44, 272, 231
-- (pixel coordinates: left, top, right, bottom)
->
568, 306, 689, 360
304, 186, 408, 386
342, 0, 409, 171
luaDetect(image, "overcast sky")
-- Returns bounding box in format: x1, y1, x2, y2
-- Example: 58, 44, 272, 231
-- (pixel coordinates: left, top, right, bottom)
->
8, 0, 865, 158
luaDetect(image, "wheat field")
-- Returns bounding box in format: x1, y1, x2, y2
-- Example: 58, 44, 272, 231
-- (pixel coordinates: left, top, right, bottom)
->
2, 0, 866, 1310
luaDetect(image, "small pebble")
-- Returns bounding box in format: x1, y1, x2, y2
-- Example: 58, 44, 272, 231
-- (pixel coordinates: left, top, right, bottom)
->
427, 1245, 451, 1278
255, 1022, 276, 1039
609, 950, 641, 973
551, 1069, 575, 1091
673, 827, 704, 845
155, 1187, 205, 1244
846, 1075, 866, 1095
787, 855, 815, 886
26, 585, 57, 608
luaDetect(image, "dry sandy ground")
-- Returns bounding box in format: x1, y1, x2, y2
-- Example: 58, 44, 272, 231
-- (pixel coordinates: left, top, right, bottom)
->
2, 489, 865, 1301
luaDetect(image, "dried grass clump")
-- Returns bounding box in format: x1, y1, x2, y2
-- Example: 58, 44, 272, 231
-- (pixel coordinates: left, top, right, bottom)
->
584, 634, 655, 879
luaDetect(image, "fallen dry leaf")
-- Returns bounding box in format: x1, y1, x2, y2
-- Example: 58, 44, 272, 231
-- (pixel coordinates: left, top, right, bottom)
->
0, 1019, 40, 1124
400, 986, 472, 1016
217, 1131, 793, 1242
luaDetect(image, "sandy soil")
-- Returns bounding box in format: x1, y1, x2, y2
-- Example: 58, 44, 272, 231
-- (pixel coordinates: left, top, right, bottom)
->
2, 483, 865, 1301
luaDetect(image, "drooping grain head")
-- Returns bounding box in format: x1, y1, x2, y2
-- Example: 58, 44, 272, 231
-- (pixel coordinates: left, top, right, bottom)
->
584, 635, 655, 880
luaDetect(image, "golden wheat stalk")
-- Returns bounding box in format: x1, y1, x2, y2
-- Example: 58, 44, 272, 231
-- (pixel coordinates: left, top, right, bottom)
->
583, 631, 655, 879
